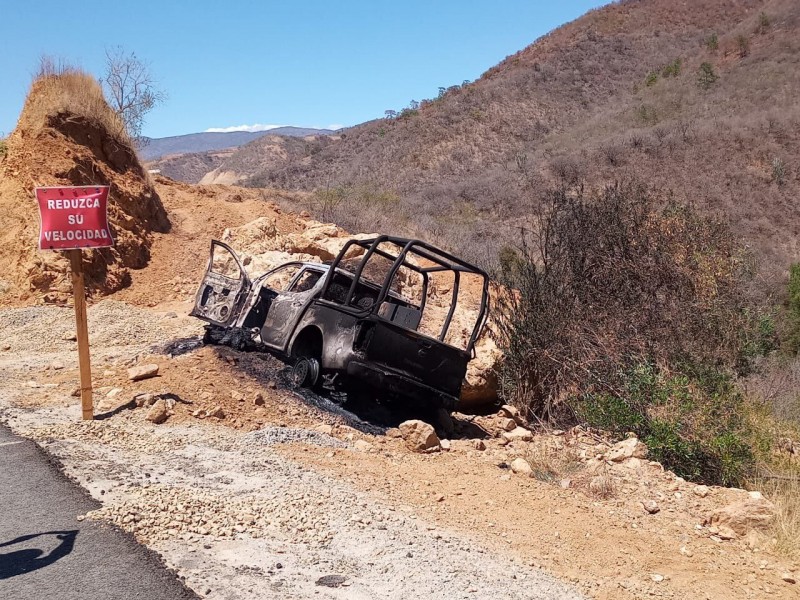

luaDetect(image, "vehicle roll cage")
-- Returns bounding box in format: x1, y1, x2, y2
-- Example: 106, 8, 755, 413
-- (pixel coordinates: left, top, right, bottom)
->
321, 235, 490, 352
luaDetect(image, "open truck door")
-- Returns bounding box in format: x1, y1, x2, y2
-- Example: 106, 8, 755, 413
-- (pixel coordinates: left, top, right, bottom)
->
190, 240, 251, 327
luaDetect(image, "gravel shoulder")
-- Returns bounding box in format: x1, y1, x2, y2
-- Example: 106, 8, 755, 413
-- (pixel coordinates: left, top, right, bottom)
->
0, 301, 584, 600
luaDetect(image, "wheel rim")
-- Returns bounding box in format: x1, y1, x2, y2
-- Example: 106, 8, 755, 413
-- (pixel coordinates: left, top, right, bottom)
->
291, 359, 310, 387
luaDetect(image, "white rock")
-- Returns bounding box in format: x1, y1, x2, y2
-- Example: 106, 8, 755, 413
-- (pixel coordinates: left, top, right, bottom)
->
606, 437, 648, 462
510, 458, 533, 476
502, 427, 533, 443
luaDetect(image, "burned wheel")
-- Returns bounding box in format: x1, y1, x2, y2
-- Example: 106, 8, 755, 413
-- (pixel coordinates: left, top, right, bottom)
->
289, 357, 320, 389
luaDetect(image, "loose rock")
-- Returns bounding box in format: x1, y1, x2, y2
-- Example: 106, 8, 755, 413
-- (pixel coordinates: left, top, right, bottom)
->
145, 399, 168, 424
128, 363, 160, 381
707, 496, 775, 536
399, 420, 440, 453
510, 458, 533, 477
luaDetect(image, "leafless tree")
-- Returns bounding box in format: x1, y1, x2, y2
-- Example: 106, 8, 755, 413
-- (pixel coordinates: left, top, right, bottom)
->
102, 46, 165, 145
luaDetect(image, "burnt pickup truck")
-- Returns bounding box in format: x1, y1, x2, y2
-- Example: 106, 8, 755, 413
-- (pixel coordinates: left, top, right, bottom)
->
190, 235, 489, 409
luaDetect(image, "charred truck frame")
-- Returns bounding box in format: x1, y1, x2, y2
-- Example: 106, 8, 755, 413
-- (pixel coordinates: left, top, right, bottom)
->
191, 235, 490, 409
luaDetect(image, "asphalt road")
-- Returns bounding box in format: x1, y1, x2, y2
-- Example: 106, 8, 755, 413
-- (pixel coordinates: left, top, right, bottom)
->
0, 424, 198, 600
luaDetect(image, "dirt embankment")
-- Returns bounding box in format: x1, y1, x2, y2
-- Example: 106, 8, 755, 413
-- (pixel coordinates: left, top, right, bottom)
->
0, 70, 168, 304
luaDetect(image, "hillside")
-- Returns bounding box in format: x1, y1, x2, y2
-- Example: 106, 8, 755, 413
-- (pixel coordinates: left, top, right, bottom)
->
238, 0, 799, 279
0, 69, 169, 304
140, 126, 335, 161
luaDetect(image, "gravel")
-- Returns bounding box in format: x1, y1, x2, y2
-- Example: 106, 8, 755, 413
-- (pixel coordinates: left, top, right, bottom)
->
245, 426, 347, 448
0, 300, 585, 599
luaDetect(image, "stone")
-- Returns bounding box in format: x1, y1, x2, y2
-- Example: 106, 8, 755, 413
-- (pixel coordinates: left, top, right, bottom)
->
145, 399, 168, 424
707, 497, 775, 535
134, 393, 156, 407
106, 387, 123, 398
497, 417, 517, 432
398, 420, 440, 453
560, 479, 571, 489
781, 573, 797, 584
471, 439, 487, 451
51, 361, 65, 370
207, 406, 225, 419
650, 574, 664, 583
717, 526, 738, 540
1, 344, 10, 351
230, 391, 244, 402
127, 363, 159, 381
353, 440, 373, 453
70, 387, 81, 397
498, 404, 520, 421
439, 439, 451, 451
501, 427, 533, 443
386, 428, 402, 439
253, 392, 265, 406
643, 500, 660, 514
606, 437, 648, 462
693, 485, 710, 498
61, 332, 77, 341
510, 458, 533, 476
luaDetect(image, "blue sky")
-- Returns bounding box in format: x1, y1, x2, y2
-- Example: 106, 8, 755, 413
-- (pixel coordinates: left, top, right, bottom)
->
0, 1, 607, 139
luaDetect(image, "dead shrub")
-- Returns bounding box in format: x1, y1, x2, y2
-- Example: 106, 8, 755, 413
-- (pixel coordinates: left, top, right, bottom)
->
495, 181, 747, 420
28, 57, 130, 145
588, 466, 617, 499
523, 442, 581, 483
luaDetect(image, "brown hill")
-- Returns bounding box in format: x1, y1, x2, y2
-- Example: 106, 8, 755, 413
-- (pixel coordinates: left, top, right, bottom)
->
241, 0, 800, 280
0, 69, 169, 305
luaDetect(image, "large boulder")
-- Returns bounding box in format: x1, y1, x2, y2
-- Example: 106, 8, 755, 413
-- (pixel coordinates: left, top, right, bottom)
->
706, 493, 775, 536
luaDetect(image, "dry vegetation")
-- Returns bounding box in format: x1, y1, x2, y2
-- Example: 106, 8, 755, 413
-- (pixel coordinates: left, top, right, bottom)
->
0, 63, 168, 303
233, 0, 799, 282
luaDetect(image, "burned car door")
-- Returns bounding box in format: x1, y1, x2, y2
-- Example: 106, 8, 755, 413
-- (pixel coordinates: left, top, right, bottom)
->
260, 267, 325, 352
190, 241, 251, 327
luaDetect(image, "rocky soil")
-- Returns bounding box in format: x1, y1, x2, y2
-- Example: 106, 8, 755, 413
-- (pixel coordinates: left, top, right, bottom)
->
0, 303, 582, 600
1, 300, 799, 599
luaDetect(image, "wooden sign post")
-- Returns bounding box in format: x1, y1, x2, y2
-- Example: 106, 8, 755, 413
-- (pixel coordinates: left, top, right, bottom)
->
36, 186, 113, 421
69, 250, 94, 420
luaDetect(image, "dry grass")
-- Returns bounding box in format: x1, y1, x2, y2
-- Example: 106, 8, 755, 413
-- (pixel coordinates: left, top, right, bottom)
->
23, 57, 130, 144
523, 441, 582, 483
750, 475, 800, 560
587, 465, 617, 499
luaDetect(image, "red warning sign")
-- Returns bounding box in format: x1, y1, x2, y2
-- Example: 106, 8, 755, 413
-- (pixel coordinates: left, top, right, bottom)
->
36, 186, 113, 251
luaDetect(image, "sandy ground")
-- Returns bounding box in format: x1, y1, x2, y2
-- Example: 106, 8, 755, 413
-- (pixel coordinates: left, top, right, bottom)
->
1, 300, 798, 600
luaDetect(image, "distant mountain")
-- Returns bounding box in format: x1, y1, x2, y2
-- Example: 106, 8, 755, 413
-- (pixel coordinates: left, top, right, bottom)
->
140, 127, 335, 160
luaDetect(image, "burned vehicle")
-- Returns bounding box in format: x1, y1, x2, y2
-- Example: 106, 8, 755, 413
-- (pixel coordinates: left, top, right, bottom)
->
191, 236, 490, 409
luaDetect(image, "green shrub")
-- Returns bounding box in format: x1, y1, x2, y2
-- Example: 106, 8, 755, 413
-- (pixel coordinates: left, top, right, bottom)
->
698, 62, 719, 89
579, 362, 754, 485
0, 139, 6, 158
785, 264, 800, 354
757, 12, 770, 35
661, 58, 682, 78
645, 71, 659, 87
737, 35, 751, 58
706, 33, 719, 51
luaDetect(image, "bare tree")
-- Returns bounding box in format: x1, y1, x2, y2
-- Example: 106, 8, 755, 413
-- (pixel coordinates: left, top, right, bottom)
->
102, 46, 165, 145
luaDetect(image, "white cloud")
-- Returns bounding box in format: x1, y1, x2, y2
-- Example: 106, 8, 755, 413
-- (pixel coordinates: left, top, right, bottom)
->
326, 123, 345, 131
204, 123, 284, 133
